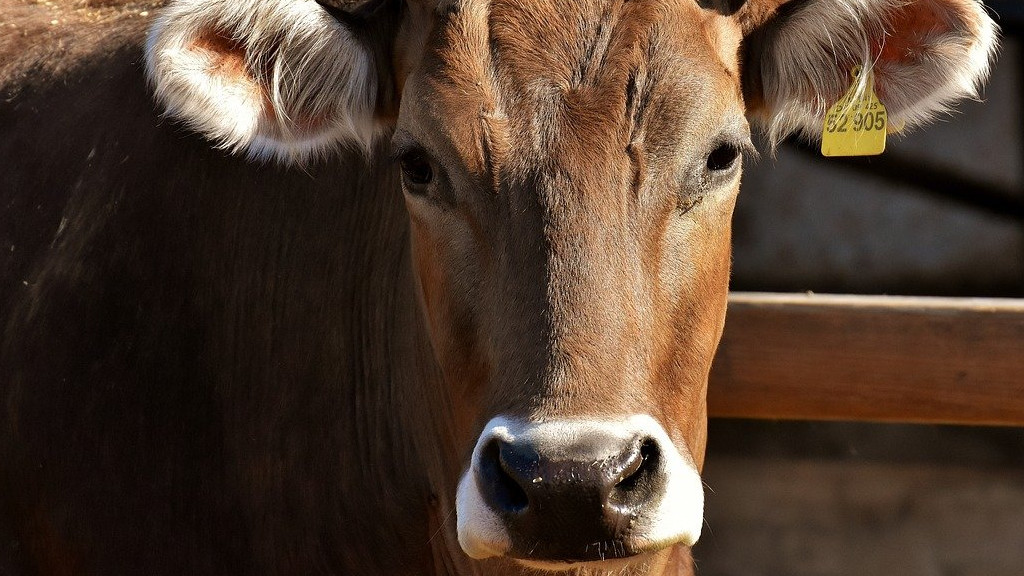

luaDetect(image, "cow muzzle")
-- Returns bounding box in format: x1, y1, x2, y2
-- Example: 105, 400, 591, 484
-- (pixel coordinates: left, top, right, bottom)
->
456, 415, 704, 567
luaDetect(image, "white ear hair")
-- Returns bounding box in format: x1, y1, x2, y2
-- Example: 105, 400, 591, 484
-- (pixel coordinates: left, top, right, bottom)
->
748, 0, 998, 148
146, 0, 383, 163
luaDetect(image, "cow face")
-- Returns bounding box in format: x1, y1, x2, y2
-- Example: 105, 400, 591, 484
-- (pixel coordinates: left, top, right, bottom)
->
146, 0, 996, 572
393, 0, 742, 565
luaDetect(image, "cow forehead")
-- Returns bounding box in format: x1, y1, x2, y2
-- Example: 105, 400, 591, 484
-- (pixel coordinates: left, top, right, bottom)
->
483, 0, 733, 87
402, 0, 743, 178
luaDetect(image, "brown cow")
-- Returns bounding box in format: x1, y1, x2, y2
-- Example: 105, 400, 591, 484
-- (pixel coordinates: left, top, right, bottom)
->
0, 0, 996, 574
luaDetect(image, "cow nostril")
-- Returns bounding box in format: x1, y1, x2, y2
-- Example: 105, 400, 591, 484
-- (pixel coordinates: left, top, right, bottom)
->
479, 440, 529, 513
613, 438, 659, 496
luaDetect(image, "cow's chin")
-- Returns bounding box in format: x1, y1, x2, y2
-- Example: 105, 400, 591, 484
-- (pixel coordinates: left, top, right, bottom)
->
513, 551, 660, 573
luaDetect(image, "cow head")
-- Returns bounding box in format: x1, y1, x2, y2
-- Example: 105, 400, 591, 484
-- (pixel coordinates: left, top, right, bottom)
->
146, 0, 995, 572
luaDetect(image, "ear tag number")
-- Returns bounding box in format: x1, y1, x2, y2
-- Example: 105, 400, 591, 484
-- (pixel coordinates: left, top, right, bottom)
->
821, 66, 887, 157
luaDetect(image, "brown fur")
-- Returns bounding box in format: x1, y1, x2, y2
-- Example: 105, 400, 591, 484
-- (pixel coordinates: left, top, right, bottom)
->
390, 2, 746, 570
0, 0, 995, 574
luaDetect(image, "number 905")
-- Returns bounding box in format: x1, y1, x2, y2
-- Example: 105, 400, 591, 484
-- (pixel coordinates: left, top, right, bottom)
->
853, 111, 887, 131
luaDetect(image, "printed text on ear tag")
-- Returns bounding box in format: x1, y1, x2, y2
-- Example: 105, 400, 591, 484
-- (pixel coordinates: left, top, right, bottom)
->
821, 66, 887, 157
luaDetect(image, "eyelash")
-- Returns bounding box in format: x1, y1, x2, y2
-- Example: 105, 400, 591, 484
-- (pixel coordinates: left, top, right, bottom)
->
706, 142, 741, 172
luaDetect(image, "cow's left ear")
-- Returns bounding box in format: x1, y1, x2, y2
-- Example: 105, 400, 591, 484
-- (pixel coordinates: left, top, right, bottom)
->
146, 0, 399, 164
739, 0, 998, 146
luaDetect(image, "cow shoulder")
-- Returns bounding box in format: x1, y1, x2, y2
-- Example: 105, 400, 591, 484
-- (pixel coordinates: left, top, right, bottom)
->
0, 0, 155, 93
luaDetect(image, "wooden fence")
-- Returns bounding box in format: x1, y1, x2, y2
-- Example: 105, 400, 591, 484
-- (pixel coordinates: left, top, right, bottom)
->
709, 292, 1024, 426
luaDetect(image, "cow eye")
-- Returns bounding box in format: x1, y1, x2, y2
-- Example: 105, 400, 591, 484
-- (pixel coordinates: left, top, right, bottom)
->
706, 142, 741, 172
399, 149, 434, 189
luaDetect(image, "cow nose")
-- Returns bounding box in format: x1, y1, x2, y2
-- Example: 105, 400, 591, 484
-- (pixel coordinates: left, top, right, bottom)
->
457, 416, 704, 564
478, 434, 658, 519
473, 427, 664, 562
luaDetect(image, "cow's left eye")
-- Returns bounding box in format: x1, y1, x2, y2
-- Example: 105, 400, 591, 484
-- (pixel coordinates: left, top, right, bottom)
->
399, 149, 434, 189
706, 142, 741, 172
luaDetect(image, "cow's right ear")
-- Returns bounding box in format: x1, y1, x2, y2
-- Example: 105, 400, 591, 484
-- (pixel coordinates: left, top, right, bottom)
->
146, 0, 397, 164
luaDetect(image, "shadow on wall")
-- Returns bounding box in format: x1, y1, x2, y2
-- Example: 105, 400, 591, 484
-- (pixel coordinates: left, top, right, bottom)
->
694, 420, 1024, 576
731, 38, 1024, 297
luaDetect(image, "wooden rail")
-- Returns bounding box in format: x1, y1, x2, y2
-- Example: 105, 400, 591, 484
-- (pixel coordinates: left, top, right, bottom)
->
708, 293, 1024, 426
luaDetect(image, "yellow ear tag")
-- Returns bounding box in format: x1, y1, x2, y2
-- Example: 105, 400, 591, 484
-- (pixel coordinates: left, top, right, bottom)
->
821, 66, 887, 157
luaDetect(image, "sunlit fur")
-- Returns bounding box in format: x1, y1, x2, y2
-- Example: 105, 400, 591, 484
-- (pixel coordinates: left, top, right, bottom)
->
146, 0, 381, 163
145, 0, 999, 162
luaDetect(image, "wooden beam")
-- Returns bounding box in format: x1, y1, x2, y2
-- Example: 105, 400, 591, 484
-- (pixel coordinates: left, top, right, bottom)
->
708, 293, 1024, 426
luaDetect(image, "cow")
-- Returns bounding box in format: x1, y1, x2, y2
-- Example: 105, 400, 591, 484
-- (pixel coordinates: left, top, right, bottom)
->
0, 0, 996, 574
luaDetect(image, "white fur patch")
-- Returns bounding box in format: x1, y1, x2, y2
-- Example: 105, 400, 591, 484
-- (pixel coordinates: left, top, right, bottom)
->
456, 454, 511, 559
146, 0, 381, 163
456, 415, 704, 562
749, 0, 999, 147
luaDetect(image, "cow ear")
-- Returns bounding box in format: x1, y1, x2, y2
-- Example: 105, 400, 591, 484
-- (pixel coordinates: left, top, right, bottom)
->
146, 0, 394, 163
739, 0, 998, 147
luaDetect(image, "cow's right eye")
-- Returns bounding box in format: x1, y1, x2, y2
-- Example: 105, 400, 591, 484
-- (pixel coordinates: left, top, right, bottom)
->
399, 150, 434, 189
706, 142, 740, 172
